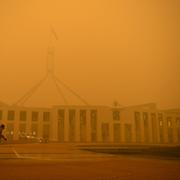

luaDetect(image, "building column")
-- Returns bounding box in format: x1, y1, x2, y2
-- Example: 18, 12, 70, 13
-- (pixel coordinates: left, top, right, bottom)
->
75, 109, 80, 142
156, 114, 161, 144
148, 113, 153, 144
172, 117, 178, 143
64, 109, 69, 142
13, 110, 19, 141
109, 123, 114, 143
97, 113, 102, 143
51, 110, 58, 141
163, 116, 168, 144
121, 123, 125, 143
141, 116, 145, 144
132, 119, 136, 144
26, 110, 31, 135
86, 110, 91, 143
38, 112, 43, 138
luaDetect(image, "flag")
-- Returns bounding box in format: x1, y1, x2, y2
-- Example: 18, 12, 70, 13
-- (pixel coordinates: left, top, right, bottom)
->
50, 26, 58, 40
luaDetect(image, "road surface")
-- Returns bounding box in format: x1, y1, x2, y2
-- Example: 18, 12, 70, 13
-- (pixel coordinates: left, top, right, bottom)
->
0, 143, 180, 180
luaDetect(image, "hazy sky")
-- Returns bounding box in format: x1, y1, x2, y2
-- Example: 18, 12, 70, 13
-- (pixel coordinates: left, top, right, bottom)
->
0, 0, 180, 108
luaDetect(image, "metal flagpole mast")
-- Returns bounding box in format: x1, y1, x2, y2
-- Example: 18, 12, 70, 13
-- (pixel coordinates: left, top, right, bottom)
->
13, 26, 89, 106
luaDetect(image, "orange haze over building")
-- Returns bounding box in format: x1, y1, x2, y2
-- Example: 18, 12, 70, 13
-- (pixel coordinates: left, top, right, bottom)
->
0, 0, 180, 109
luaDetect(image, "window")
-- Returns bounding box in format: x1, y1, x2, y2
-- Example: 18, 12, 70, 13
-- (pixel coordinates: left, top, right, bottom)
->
80, 110, 87, 142
69, 110, 76, 142
143, 112, 149, 143
125, 124, 132, 143
8, 111, 15, 120
167, 117, 172, 128
158, 113, 163, 127
158, 113, 163, 120
176, 118, 180, 143
113, 123, 121, 142
19, 123, 26, 139
58, 110, 65, 142
143, 112, 148, 127
58, 110, 65, 120
176, 117, 180, 127
43, 112, 50, 122
134, 112, 141, 143
135, 112, 140, 120
32, 112, 39, 121
143, 112, 148, 120
80, 110, 86, 121
91, 110, 97, 142
20, 111, 27, 121
159, 120, 163, 127
6, 123, 14, 139
158, 113, 164, 143
31, 123, 38, 137
151, 113, 157, 143
102, 123, 109, 142
43, 124, 50, 138
91, 110, 97, 119
0, 110, 2, 120
113, 110, 120, 121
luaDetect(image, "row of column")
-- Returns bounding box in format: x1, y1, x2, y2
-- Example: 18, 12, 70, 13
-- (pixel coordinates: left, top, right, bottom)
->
132, 112, 180, 144
53, 110, 180, 144
1, 110, 51, 140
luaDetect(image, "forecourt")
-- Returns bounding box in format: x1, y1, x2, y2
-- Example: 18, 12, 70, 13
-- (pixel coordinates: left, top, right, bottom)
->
0, 143, 180, 180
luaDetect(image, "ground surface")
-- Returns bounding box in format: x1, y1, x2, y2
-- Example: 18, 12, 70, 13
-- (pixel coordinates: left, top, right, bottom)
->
0, 143, 180, 180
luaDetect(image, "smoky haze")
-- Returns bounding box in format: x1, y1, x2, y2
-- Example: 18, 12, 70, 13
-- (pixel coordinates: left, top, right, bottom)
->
0, 0, 180, 108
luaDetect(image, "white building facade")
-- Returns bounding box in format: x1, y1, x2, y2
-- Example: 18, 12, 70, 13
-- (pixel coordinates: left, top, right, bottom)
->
0, 103, 180, 144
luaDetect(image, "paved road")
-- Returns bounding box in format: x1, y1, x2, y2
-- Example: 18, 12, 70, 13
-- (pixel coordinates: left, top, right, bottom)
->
0, 143, 180, 180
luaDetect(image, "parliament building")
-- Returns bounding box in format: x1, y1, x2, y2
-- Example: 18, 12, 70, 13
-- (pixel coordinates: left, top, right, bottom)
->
0, 102, 180, 144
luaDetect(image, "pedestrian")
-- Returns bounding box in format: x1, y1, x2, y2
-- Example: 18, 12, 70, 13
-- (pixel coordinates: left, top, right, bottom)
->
0, 124, 7, 142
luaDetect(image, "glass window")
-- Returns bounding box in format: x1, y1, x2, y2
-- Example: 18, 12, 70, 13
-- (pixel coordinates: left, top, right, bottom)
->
158, 113, 163, 120
69, 110, 76, 142
32, 112, 39, 121
80, 110, 87, 142
20, 111, 27, 121
176, 117, 180, 127
58, 109, 65, 142
143, 112, 148, 127
43, 112, 50, 122
113, 110, 120, 121
159, 120, 163, 127
134, 112, 141, 143
19, 123, 26, 138
135, 112, 141, 121
102, 123, 109, 142
91, 110, 97, 119
125, 124, 132, 143
143, 112, 148, 120
158, 113, 163, 127
58, 110, 65, 120
143, 112, 149, 143
90, 110, 97, 142
167, 117, 172, 127
80, 110, 86, 121
6, 123, 14, 139
8, 110, 15, 120
31, 123, 38, 137
43, 124, 50, 138
151, 113, 157, 143
113, 123, 121, 142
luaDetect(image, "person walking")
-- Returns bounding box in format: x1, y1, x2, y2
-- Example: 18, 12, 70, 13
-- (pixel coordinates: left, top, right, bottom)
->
0, 124, 7, 142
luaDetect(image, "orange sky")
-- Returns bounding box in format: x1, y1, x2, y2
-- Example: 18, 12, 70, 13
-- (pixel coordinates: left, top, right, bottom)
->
0, 0, 180, 108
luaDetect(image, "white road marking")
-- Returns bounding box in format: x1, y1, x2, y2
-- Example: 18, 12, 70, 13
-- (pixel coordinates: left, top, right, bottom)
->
12, 148, 22, 158
8, 144, 115, 161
